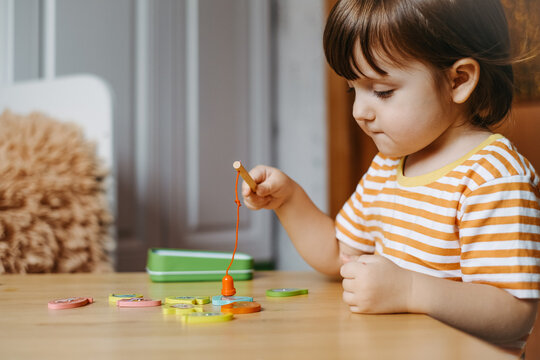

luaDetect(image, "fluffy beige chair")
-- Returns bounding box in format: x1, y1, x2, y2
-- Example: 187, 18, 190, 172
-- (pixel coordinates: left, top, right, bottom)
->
0, 110, 114, 273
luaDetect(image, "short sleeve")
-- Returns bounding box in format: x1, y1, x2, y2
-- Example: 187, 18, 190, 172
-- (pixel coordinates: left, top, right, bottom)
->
335, 178, 376, 253
459, 176, 540, 299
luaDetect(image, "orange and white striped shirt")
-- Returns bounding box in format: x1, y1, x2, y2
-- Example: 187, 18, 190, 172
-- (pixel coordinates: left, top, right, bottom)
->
336, 134, 540, 299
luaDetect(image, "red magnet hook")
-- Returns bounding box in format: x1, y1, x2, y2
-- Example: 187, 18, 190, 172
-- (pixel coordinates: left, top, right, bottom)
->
221, 274, 236, 296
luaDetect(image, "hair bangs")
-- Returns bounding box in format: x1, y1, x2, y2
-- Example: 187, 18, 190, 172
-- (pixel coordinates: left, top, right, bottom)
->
323, 0, 364, 80
324, 0, 420, 80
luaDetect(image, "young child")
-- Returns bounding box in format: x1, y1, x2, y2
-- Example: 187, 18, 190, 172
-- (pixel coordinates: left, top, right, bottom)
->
242, 0, 540, 351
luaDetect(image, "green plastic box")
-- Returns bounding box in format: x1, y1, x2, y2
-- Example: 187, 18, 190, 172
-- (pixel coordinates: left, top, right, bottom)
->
146, 248, 254, 282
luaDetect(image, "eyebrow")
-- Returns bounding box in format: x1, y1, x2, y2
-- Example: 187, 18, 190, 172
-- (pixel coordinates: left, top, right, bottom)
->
361, 74, 386, 81
349, 72, 391, 84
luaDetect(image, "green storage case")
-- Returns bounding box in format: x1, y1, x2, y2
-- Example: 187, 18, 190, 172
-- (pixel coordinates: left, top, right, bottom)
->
146, 248, 254, 282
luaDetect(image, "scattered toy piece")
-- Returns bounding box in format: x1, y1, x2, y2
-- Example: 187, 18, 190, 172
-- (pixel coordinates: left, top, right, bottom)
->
48, 297, 93, 310
266, 288, 308, 297
108, 293, 143, 304
162, 303, 204, 315
181, 312, 234, 324
117, 298, 162, 307
221, 301, 261, 314
212, 295, 253, 306
165, 296, 210, 305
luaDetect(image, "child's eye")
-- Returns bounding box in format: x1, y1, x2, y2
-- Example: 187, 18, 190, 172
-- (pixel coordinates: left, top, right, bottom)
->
373, 89, 394, 99
346, 87, 355, 93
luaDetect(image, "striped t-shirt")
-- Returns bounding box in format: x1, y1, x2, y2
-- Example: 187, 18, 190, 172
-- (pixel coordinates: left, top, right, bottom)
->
335, 134, 540, 299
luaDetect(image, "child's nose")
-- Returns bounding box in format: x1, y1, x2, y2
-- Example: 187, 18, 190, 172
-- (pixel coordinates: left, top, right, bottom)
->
352, 99, 375, 122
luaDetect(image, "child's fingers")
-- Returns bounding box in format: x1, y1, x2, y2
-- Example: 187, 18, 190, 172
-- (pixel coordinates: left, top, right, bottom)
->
243, 193, 272, 210
340, 262, 360, 279
342, 290, 355, 305
339, 243, 365, 264
252, 167, 277, 197
341, 278, 355, 292
249, 165, 268, 182
341, 253, 361, 264
239, 165, 290, 211
255, 183, 272, 197
340, 255, 378, 278
340, 253, 352, 264
356, 254, 377, 264
241, 165, 268, 196
243, 198, 257, 210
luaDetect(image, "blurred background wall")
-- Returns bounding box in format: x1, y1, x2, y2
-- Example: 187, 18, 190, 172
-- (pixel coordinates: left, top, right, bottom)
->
0, 0, 327, 271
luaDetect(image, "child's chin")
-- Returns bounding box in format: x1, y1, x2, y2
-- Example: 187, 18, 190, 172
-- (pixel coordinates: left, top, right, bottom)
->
376, 148, 405, 158
373, 141, 410, 158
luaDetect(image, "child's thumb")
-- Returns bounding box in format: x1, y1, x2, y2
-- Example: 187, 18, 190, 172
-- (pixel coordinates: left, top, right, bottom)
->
340, 253, 352, 264
256, 184, 271, 197
340, 253, 361, 264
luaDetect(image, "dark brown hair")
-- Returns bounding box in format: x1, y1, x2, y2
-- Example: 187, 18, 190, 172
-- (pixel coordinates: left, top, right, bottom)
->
323, 0, 514, 128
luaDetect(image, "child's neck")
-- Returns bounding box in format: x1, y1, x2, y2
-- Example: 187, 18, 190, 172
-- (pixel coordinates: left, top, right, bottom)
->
403, 126, 493, 177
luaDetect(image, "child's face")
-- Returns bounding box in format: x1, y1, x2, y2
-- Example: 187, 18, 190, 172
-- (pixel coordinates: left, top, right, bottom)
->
347, 48, 460, 158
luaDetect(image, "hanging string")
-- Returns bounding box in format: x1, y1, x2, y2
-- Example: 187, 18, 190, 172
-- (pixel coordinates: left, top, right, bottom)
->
226, 171, 241, 275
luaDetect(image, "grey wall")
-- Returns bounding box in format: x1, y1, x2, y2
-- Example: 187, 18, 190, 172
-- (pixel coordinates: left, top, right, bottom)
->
274, 0, 327, 270
0, 0, 328, 272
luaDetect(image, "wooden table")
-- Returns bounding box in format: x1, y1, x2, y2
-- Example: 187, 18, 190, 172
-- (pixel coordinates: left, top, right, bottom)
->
0, 271, 515, 359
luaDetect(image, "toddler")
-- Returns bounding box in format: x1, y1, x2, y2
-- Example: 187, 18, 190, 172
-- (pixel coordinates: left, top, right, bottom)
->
242, 0, 540, 351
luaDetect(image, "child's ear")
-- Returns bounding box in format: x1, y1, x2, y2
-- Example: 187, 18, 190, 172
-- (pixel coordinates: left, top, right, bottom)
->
448, 58, 480, 104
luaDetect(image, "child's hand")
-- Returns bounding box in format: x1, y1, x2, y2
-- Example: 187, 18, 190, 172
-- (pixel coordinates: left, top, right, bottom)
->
241, 165, 294, 211
339, 242, 365, 264
340, 255, 414, 314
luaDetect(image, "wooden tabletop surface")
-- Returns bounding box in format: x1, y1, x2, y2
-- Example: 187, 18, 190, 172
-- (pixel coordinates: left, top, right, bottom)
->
0, 271, 515, 359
